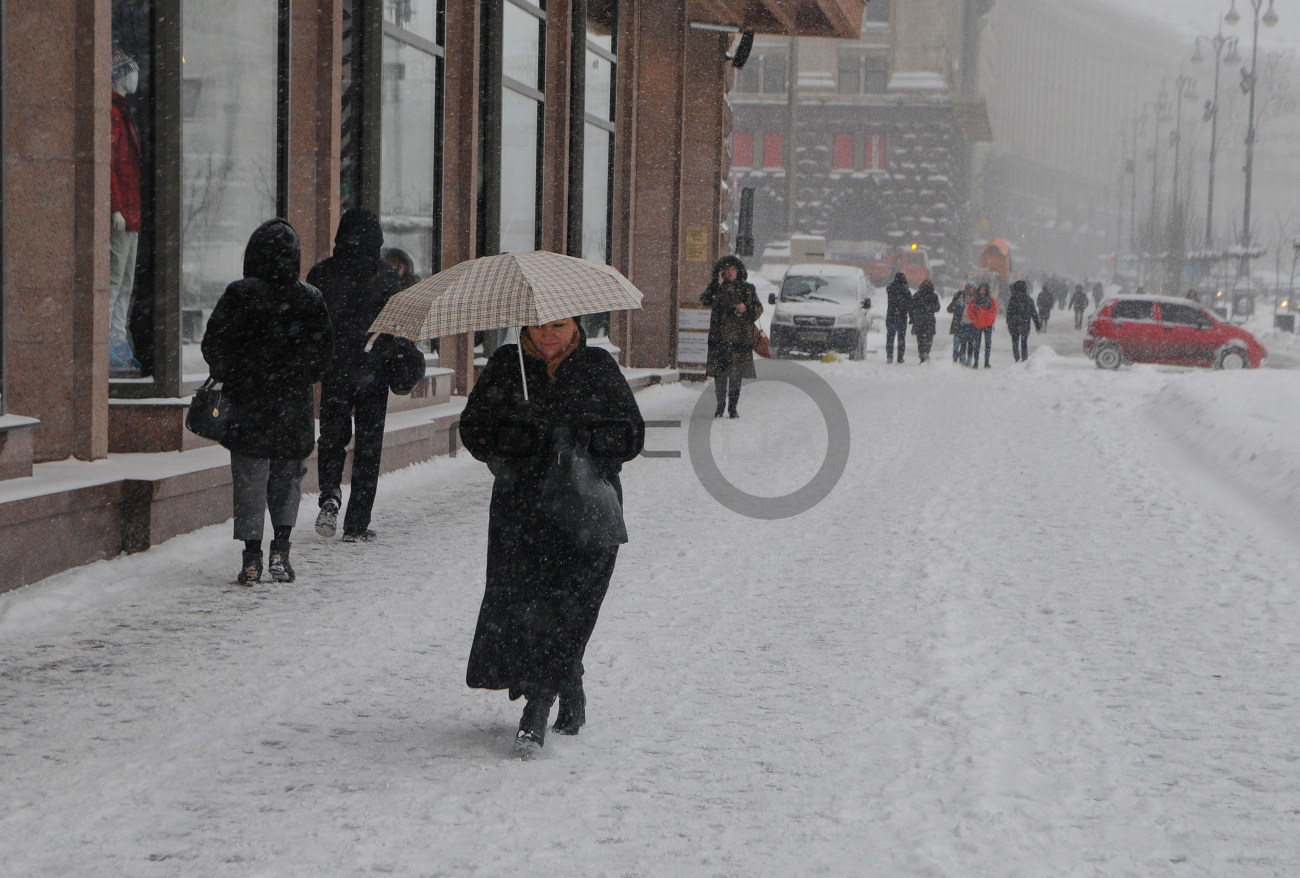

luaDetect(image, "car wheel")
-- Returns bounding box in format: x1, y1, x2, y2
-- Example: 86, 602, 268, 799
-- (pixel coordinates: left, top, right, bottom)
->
1216, 347, 1248, 370
1094, 343, 1123, 370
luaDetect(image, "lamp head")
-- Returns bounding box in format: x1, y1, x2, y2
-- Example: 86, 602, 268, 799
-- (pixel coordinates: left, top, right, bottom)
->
1225, 41, 1242, 64
1225, 0, 1240, 26
727, 31, 755, 68
1263, 0, 1278, 27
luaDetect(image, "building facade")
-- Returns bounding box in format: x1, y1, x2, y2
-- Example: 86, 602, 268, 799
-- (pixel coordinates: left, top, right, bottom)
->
728, 0, 993, 287
0, 0, 864, 592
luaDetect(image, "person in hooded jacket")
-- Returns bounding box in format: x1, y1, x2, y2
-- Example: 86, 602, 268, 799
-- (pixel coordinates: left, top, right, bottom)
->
1036, 282, 1055, 330
1069, 283, 1091, 329
308, 209, 401, 543
701, 255, 762, 418
1006, 279, 1042, 363
965, 281, 998, 368
884, 272, 912, 363
201, 219, 334, 585
909, 279, 941, 363
460, 317, 645, 754
947, 284, 972, 364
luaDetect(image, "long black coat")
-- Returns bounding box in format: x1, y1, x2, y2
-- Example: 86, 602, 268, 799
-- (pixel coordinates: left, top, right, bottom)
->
459, 334, 646, 696
885, 276, 913, 325
1007, 288, 1043, 334
306, 208, 400, 386
201, 219, 334, 460
702, 256, 762, 379
910, 287, 941, 337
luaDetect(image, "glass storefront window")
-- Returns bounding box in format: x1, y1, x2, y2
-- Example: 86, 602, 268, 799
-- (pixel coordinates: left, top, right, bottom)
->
384, 0, 438, 44
502, 1, 542, 90
181, 0, 280, 381
499, 89, 541, 254
110, 0, 155, 379
580, 2, 617, 337
380, 1, 443, 281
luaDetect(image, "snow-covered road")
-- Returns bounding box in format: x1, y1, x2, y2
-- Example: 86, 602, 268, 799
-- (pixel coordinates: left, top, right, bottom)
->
2, 319, 1298, 877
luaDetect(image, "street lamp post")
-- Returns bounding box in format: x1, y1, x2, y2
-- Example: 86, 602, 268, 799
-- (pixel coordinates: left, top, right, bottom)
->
1193, 27, 1240, 249
1148, 84, 1170, 291
1169, 74, 1197, 296
1225, 0, 1279, 279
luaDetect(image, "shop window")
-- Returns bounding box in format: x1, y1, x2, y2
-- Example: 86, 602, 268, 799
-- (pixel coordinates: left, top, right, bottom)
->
733, 131, 754, 168
865, 0, 890, 23
578, 1, 618, 338
762, 133, 784, 169
832, 134, 854, 170
380, 0, 445, 280
864, 133, 888, 171
864, 56, 889, 93
761, 52, 788, 94
837, 52, 860, 94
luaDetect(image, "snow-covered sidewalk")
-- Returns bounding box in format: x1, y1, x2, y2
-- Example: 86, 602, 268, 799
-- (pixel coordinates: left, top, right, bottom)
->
2, 328, 1299, 876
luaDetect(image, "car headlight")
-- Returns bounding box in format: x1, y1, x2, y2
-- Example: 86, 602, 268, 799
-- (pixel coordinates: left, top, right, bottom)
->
834, 312, 860, 327
772, 309, 796, 326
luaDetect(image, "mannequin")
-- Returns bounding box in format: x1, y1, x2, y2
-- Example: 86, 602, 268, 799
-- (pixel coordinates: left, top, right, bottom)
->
109, 49, 143, 376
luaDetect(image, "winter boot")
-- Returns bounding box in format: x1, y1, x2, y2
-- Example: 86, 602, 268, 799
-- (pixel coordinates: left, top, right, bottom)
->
552, 685, 586, 736
267, 540, 295, 583
315, 497, 339, 537
341, 528, 377, 543
516, 693, 556, 753
237, 549, 263, 585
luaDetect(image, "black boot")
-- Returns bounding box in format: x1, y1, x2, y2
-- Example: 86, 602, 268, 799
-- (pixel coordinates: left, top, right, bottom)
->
268, 540, 295, 583
552, 683, 586, 736
516, 693, 556, 753
237, 549, 263, 585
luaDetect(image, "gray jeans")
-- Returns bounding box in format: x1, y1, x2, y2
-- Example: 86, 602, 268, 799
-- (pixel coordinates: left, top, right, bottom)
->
230, 452, 307, 542
108, 227, 138, 346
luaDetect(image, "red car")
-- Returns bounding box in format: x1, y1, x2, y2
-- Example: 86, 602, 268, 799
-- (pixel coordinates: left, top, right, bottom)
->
1084, 295, 1267, 369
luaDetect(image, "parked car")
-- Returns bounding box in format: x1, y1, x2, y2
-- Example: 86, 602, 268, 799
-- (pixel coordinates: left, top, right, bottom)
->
767, 263, 872, 359
1084, 295, 1267, 369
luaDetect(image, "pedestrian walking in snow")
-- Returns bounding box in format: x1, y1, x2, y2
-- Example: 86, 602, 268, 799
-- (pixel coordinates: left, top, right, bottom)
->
1036, 282, 1054, 330
200, 219, 334, 585
910, 279, 941, 363
884, 272, 912, 363
1069, 284, 1090, 329
702, 255, 762, 418
460, 317, 645, 754
947, 284, 972, 364
1092, 280, 1104, 312
1006, 280, 1042, 363
308, 208, 401, 543
966, 282, 998, 368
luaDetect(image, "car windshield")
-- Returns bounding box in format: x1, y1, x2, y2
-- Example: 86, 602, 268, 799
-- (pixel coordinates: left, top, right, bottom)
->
780, 275, 860, 305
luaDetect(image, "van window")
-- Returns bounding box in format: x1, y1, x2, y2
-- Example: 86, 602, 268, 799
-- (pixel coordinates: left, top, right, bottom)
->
780, 275, 861, 305
1113, 299, 1154, 320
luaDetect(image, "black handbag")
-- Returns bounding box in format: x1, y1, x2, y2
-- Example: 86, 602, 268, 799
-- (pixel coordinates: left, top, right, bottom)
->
370, 333, 427, 394
186, 377, 231, 442
539, 429, 628, 551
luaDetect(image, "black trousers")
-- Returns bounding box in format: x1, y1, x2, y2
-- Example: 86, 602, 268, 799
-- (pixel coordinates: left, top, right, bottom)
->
915, 331, 935, 362
317, 376, 389, 535
1009, 329, 1029, 361
885, 320, 907, 361
714, 376, 742, 414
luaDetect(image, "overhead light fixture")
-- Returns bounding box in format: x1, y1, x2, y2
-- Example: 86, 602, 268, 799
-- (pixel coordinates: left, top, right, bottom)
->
687, 22, 755, 68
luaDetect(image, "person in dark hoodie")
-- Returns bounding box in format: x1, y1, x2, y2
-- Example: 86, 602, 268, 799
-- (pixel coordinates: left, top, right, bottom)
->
885, 272, 912, 363
1036, 282, 1055, 330
201, 219, 334, 585
701, 255, 762, 418
909, 279, 941, 363
1006, 279, 1042, 363
460, 317, 645, 754
308, 208, 402, 542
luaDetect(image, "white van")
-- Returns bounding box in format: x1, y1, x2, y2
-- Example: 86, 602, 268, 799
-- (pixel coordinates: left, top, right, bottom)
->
768, 263, 873, 359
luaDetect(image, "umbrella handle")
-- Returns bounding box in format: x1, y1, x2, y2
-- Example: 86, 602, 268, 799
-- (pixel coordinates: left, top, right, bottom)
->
515, 326, 529, 402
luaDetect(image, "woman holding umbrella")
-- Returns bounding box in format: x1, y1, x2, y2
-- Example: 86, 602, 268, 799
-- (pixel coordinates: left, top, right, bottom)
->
460, 316, 645, 754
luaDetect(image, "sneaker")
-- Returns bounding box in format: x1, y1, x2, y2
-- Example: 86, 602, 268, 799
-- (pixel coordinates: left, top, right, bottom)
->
267, 541, 295, 583
315, 499, 339, 537
237, 549, 263, 585
341, 529, 377, 543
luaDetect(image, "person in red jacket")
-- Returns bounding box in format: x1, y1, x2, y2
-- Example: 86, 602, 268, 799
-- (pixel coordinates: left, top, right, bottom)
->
110, 48, 143, 376
965, 282, 998, 368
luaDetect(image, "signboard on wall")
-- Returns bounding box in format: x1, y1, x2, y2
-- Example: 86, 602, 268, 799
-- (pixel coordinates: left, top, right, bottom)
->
685, 225, 709, 262
677, 307, 710, 364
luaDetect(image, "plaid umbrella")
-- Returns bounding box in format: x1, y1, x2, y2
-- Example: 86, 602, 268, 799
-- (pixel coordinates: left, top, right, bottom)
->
368, 250, 644, 341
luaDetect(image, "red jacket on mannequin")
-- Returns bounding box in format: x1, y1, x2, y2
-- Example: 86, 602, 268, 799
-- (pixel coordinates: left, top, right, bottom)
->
111, 91, 142, 233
